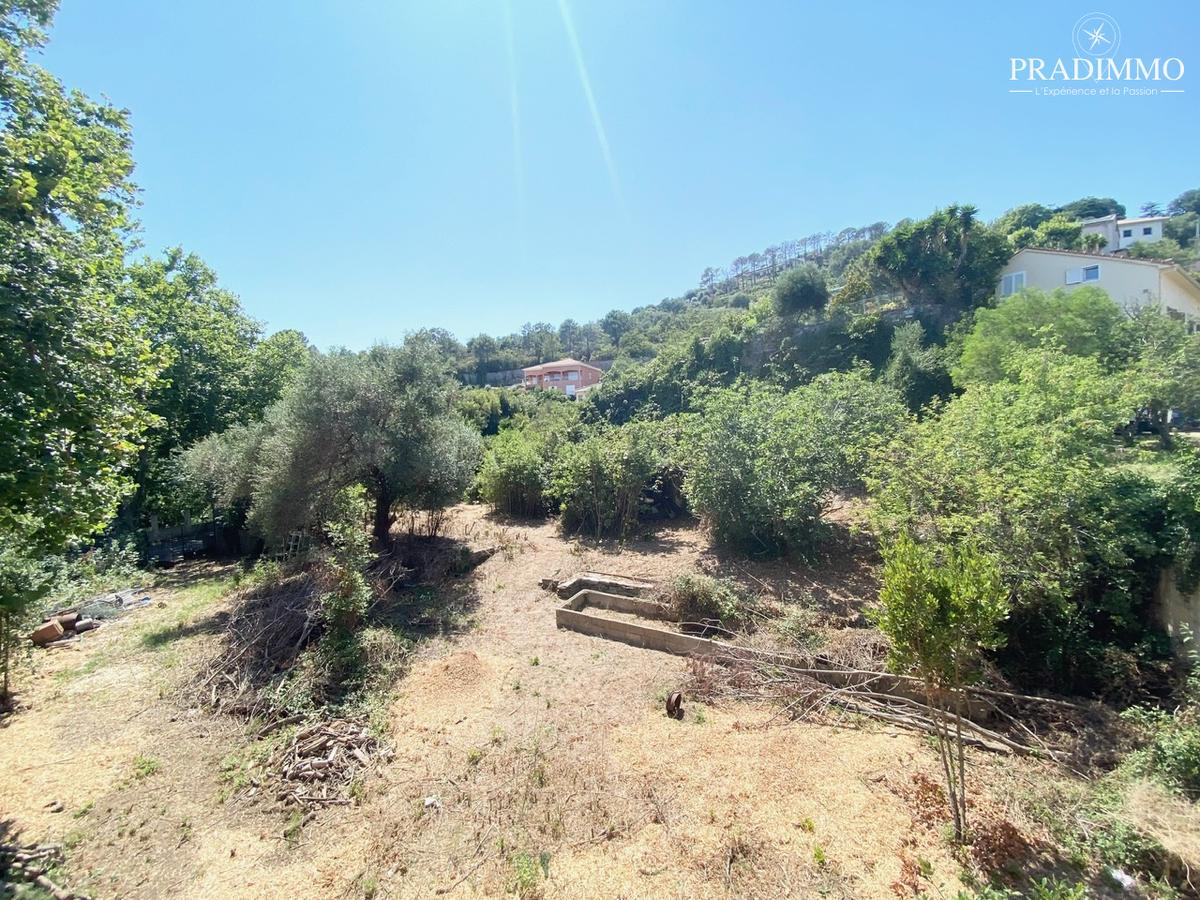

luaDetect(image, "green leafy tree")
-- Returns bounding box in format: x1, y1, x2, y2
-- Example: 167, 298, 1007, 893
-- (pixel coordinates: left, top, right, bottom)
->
873, 534, 1008, 840
1167, 189, 1200, 217
1031, 214, 1082, 250
993, 203, 1054, 236
185, 337, 481, 548
1164, 212, 1199, 249
1056, 196, 1125, 220
772, 264, 828, 316
246, 329, 311, 415
953, 287, 1126, 386
600, 309, 632, 345
1124, 238, 1189, 262
252, 339, 481, 545
0, 0, 161, 698
122, 248, 262, 519
868, 205, 1009, 309
1119, 309, 1200, 449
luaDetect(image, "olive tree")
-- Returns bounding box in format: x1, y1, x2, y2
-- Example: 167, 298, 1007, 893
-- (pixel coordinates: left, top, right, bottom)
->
184, 336, 481, 548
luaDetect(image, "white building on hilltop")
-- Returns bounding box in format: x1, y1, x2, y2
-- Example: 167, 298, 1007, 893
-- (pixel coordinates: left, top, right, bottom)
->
1080, 214, 1169, 253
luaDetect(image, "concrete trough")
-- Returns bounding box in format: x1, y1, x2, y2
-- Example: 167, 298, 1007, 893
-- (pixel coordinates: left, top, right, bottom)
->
554, 573, 655, 600
555, 589, 992, 721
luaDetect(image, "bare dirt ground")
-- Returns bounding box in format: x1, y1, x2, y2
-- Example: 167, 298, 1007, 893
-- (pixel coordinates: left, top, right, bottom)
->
0, 505, 1054, 898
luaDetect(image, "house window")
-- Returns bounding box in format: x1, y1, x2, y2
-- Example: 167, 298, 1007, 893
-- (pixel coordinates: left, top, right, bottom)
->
549, 373, 561, 381
1082, 264, 1100, 282
1000, 271, 1025, 297
567, 371, 579, 381
1122, 229, 1133, 238
1142, 226, 1153, 236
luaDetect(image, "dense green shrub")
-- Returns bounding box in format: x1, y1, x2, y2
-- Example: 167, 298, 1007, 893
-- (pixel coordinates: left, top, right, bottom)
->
549, 421, 679, 538
881, 321, 952, 411
1122, 660, 1200, 797
683, 372, 907, 556
868, 347, 1184, 693
475, 429, 550, 516
952, 287, 1126, 387
663, 573, 747, 630
581, 324, 747, 425
772, 264, 828, 316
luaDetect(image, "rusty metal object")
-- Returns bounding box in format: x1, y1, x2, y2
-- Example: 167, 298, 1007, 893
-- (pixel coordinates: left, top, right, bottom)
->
666, 691, 684, 720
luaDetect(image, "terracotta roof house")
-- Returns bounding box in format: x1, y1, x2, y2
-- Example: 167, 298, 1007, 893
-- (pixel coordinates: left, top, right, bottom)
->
521, 358, 603, 398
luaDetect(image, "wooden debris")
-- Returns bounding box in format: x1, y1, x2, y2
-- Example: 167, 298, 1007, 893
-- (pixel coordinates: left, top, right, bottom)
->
29, 620, 64, 646
0, 843, 88, 899
264, 719, 392, 809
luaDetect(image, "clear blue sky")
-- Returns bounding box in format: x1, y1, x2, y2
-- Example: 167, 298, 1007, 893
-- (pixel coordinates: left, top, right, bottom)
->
41, 1, 1197, 350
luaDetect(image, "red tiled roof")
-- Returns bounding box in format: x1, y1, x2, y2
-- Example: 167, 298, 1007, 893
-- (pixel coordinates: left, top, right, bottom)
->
521, 358, 603, 375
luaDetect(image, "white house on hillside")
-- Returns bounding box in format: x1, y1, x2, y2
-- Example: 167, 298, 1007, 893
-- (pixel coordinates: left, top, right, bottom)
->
1080, 214, 1168, 253
997, 247, 1200, 330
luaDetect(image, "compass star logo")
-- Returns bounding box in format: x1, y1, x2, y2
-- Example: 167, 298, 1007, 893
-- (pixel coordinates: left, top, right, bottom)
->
1072, 13, 1121, 59
1083, 23, 1110, 51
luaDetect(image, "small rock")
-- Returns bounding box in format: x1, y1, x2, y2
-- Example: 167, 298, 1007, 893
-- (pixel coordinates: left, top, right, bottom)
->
423, 795, 441, 810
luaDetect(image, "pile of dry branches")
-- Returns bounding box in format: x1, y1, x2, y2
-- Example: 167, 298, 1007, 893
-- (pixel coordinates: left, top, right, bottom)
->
268, 720, 392, 807
194, 570, 325, 718
0, 843, 85, 899
690, 650, 1077, 761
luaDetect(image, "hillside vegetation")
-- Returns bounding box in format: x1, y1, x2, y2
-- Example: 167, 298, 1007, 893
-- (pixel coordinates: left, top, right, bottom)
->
2, 3, 1200, 897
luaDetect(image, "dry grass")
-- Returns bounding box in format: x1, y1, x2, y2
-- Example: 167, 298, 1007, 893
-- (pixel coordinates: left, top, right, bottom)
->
2, 507, 1188, 898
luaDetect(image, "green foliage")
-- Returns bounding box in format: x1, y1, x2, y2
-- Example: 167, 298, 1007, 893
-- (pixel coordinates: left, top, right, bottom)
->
0, 0, 161, 694
869, 347, 1186, 692
320, 486, 373, 635
953, 287, 1126, 386
993, 203, 1055, 236
772, 264, 828, 316
219, 337, 482, 546
43, 538, 144, 607
1169, 450, 1200, 592
1125, 238, 1188, 261
1056, 196, 1126, 220
507, 849, 548, 895
122, 249, 264, 519
882, 321, 952, 411
873, 533, 1007, 839
458, 387, 506, 435
549, 420, 678, 538
868, 205, 1009, 309
0, 546, 50, 697
664, 573, 747, 630
246, 329, 311, 413
875, 534, 1008, 687
683, 372, 907, 556
1168, 189, 1200, 216
1164, 212, 1199, 249
1120, 309, 1200, 449
581, 321, 747, 425
766, 313, 894, 386
1122, 651, 1200, 797
475, 428, 551, 517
